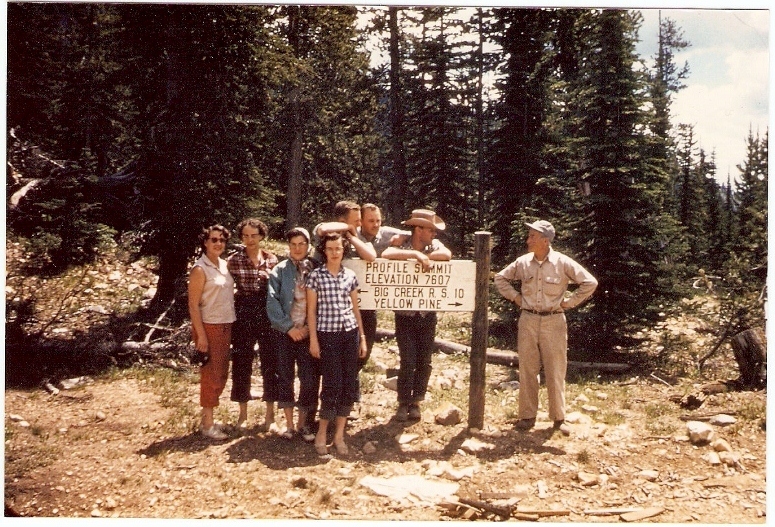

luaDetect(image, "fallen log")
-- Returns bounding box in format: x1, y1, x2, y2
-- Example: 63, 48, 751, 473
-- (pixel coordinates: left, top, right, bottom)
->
458, 497, 512, 519
375, 328, 631, 373
515, 507, 571, 517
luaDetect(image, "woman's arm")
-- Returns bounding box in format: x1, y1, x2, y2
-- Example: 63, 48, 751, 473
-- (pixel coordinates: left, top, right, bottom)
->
350, 289, 368, 358
306, 287, 320, 359
188, 266, 209, 353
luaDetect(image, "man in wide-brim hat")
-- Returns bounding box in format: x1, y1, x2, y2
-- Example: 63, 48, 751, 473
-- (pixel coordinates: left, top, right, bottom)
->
400, 209, 446, 232
382, 208, 451, 422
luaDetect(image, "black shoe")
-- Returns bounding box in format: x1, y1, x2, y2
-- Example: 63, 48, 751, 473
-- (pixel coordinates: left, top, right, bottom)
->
515, 418, 536, 431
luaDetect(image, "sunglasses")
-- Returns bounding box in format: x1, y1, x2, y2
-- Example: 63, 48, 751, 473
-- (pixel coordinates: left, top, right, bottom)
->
209, 237, 226, 244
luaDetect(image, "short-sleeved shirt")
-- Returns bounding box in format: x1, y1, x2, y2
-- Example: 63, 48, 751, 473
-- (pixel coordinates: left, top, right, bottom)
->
306, 265, 359, 333
357, 225, 410, 257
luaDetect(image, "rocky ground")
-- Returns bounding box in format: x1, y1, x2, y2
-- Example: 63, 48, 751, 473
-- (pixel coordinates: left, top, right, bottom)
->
4, 338, 767, 522
4, 240, 767, 522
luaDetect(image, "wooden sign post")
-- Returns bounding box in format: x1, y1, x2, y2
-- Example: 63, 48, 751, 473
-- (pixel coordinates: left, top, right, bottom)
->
468, 231, 491, 430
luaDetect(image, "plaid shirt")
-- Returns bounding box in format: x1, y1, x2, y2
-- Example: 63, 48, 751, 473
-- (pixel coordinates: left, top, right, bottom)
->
306, 265, 359, 333
227, 248, 278, 296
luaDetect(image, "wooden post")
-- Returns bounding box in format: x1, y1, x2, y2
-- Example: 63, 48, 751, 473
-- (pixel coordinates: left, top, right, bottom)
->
468, 231, 491, 429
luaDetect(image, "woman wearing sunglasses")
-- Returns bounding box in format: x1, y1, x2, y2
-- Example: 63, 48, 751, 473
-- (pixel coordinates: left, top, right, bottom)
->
188, 224, 236, 440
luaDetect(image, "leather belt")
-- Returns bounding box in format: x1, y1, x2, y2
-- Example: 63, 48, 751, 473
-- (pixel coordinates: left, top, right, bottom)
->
521, 308, 563, 316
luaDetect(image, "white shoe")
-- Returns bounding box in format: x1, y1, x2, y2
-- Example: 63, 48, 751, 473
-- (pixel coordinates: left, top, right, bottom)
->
201, 425, 228, 440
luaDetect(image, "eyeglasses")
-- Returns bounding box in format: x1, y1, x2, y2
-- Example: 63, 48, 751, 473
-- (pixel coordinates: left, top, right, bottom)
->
209, 237, 226, 244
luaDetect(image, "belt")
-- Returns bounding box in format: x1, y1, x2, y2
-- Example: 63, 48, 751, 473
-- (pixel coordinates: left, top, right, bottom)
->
521, 308, 563, 316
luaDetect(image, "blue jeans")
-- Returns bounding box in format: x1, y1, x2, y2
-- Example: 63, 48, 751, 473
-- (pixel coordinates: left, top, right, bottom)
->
274, 330, 320, 420
317, 328, 360, 421
395, 312, 437, 405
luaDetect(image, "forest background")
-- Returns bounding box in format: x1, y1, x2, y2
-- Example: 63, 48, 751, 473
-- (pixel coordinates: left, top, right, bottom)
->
5, 5, 768, 372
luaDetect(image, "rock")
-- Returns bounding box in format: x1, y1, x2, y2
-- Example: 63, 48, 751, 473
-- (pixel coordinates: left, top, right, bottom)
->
718, 451, 742, 468
574, 394, 590, 404
362, 441, 377, 454
498, 380, 520, 391
686, 421, 715, 444
359, 475, 459, 504
396, 433, 418, 444
143, 287, 157, 299
637, 470, 659, 482
577, 471, 598, 486
59, 377, 88, 390
8, 414, 25, 422
381, 376, 398, 391
443, 466, 476, 481
86, 305, 109, 314
435, 377, 453, 390
108, 271, 122, 281
103, 498, 117, 510
564, 411, 589, 424
290, 475, 308, 488
711, 438, 733, 452
710, 414, 737, 426
536, 480, 549, 498
706, 451, 721, 465
581, 404, 599, 414
460, 437, 495, 453
434, 402, 462, 426
95, 411, 107, 422
91, 509, 102, 517
596, 391, 609, 400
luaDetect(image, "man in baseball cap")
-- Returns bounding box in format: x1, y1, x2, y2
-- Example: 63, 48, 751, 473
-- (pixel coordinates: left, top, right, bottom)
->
494, 219, 597, 436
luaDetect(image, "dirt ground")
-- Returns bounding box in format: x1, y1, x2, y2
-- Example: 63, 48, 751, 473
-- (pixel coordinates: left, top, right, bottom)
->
4, 338, 767, 522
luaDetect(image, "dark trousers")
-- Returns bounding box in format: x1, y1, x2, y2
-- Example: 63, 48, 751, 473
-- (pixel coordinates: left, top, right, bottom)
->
395, 312, 437, 405
274, 329, 320, 421
318, 328, 360, 421
359, 309, 377, 370
231, 295, 277, 403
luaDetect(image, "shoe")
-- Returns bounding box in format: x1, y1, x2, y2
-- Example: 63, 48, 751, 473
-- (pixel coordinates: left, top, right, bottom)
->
334, 441, 349, 455
315, 442, 328, 455
515, 418, 536, 431
395, 405, 409, 422
553, 420, 571, 436
280, 428, 294, 440
201, 425, 228, 440
408, 404, 421, 420
299, 426, 316, 443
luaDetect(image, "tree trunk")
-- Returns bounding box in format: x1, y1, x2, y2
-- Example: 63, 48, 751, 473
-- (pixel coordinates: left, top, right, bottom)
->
286, 86, 304, 230
730, 327, 766, 389
387, 6, 407, 225
151, 245, 189, 313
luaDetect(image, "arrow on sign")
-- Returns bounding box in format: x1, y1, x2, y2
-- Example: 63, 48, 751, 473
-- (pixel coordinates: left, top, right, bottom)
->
447, 302, 463, 307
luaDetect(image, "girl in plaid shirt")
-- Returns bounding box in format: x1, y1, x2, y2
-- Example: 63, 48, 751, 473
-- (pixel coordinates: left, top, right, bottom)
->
306, 232, 367, 456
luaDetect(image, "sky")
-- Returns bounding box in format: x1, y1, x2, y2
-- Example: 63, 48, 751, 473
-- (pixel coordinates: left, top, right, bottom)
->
362, 2, 769, 185
636, 8, 769, 183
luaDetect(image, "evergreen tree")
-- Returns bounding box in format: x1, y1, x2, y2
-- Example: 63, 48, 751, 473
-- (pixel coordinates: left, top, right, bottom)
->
270, 6, 384, 230
488, 8, 556, 263
561, 10, 685, 347
734, 129, 768, 268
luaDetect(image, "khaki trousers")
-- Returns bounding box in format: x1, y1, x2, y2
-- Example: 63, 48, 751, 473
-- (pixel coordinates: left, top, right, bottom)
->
517, 312, 567, 421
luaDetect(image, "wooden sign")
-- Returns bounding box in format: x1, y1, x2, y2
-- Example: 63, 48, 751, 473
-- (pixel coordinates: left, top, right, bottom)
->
344, 258, 476, 312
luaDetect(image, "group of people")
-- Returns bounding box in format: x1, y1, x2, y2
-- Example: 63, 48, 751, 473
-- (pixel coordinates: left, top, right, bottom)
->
188, 202, 597, 454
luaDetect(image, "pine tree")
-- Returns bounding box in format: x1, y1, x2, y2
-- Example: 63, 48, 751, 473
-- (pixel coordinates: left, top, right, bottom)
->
561, 10, 685, 346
